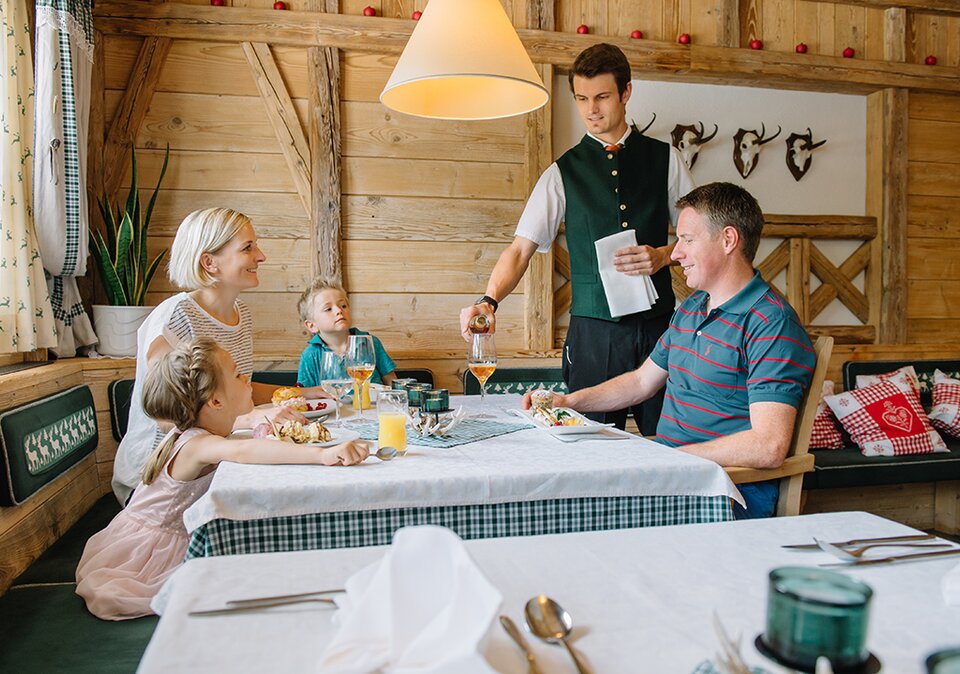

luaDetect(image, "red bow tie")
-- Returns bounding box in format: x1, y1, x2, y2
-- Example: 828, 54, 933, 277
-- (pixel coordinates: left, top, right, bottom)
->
605, 144, 623, 153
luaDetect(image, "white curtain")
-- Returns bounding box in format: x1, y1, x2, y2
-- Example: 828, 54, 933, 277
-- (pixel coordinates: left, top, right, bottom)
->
0, 0, 57, 353
33, 0, 96, 357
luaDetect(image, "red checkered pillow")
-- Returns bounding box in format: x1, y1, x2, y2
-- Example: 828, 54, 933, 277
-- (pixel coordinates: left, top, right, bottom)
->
824, 377, 947, 457
928, 369, 960, 438
809, 380, 845, 449
855, 365, 921, 394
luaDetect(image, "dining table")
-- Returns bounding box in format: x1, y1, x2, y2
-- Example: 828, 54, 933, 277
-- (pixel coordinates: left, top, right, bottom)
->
182, 394, 742, 559
142, 510, 960, 673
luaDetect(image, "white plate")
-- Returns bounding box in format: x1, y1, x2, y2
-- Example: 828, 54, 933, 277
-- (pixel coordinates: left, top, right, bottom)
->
303, 400, 339, 419
516, 407, 615, 435
274, 427, 360, 448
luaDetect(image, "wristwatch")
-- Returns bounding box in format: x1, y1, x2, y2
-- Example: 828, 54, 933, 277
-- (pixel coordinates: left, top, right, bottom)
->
474, 295, 499, 313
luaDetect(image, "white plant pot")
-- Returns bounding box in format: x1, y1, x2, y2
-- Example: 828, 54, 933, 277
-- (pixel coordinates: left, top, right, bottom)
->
92, 305, 153, 358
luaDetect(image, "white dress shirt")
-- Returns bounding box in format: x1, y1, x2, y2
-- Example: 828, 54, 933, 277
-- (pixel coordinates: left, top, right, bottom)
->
515, 127, 696, 252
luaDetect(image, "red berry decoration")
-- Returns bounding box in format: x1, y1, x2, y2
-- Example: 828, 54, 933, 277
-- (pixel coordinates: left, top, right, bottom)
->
678, 33, 691, 45
272, 0, 286, 8
925, 55, 937, 66
362, 5, 376, 16
210, 0, 224, 6
630, 29, 643, 39
576, 24, 589, 34
795, 42, 808, 54
749, 39, 763, 50
842, 47, 855, 58
411, 10, 422, 20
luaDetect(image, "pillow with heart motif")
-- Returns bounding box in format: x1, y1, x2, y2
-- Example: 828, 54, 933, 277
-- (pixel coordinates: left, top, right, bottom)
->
928, 369, 960, 439
824, 377, 947, 457
855, 365, 921, 395
809, 380, 845, 450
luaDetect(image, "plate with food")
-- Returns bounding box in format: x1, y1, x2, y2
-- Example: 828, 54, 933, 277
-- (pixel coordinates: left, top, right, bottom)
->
271, 387, 338, 418
253, 418, 359, 448
519, 406, 615, 435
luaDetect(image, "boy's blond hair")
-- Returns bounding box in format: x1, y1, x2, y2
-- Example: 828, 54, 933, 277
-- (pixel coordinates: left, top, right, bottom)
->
298, 276, 348, 323
140, 338, 223, 484
167, 208, 253, 289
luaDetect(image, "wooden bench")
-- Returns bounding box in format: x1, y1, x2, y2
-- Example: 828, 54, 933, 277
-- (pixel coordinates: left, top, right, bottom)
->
803, 358, 960, 533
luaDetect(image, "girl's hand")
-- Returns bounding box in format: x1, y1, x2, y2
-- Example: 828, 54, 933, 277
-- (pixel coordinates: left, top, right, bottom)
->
320, 440, 370, 466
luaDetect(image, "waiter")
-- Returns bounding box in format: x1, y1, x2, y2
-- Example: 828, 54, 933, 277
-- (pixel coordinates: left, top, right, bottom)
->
459, 43, 694, 433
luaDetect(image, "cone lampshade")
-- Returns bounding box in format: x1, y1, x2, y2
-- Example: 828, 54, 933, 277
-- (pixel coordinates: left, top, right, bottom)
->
380, 0, 549, 120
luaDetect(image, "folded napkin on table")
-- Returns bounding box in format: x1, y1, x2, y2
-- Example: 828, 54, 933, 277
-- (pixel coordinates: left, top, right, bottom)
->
318, 526, 502, 674
595, 230, 659, 318
944, 561, 960, 606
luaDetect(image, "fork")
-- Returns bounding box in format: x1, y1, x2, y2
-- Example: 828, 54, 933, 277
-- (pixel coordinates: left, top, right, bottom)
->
814, 537, 950, 561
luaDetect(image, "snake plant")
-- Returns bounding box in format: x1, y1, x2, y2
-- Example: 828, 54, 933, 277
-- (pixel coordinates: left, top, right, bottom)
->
90, 145, 169, 306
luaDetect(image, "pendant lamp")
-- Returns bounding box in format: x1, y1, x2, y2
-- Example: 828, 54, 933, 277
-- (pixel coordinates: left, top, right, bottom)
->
380, 0, 549, 120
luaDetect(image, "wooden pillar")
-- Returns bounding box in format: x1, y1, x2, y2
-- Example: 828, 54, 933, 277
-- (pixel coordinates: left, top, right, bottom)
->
866, 88, 908, 344
718, 0, 741, 49
883, 8, 907, 63
308, 0, 343, 283
523, 0, 555, 351
787, 238, 810, 325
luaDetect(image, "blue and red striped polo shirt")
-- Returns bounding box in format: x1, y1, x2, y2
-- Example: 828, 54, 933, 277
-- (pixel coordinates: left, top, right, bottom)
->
649, 271, 814, 516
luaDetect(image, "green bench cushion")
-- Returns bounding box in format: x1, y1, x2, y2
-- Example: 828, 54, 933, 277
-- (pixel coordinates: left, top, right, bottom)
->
0, 385, 99, 506
805, 441, 960, 489
462, 367, 567, 396
107, 379, 135, 443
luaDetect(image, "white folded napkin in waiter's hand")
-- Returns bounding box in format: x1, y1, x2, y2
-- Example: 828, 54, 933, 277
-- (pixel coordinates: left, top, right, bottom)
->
318, 526, 502, 674
595, 230, 659, 318
943, 561, 960, 606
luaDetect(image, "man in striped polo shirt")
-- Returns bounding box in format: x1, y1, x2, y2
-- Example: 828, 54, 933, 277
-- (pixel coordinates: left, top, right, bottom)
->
524, 182, 815, 518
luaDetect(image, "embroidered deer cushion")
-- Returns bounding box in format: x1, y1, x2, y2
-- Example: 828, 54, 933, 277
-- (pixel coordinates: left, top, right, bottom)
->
928, 369, 960, 439
809, 380, 845, 450
824, 374, 947, 458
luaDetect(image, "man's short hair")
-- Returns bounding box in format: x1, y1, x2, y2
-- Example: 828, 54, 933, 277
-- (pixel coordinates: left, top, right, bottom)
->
675, 183, 765, 263
568, 43, 631, 96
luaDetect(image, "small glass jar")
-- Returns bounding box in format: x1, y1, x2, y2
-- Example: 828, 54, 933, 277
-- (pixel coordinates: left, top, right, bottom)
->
392, 378, 418, 391
422, 389, 450, 413
927, 648, 960, 674
405, 383, 433, 408
764, 566, 872, 670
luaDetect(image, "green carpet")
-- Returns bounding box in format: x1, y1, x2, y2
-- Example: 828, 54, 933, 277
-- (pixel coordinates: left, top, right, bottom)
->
1, 495, 156, 673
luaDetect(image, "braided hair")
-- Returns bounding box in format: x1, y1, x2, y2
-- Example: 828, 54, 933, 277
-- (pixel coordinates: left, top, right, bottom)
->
140, 337, 223, 484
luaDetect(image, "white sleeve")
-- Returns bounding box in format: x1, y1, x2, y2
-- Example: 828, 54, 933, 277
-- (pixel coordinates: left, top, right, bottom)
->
514, 162, 565, 253
667, 146, 696, 227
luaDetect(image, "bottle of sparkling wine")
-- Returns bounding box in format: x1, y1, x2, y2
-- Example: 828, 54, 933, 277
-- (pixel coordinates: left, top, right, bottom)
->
468, 313, 491, 334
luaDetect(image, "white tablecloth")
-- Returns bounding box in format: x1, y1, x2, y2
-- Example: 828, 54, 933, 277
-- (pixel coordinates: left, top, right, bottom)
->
183, 395, 742, 533
143, 511, 960, 674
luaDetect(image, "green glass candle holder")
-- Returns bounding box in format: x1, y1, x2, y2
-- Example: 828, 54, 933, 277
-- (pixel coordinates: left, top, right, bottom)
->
928, 648, 960, 674
392, 378, 418, 391
422, 389, 450, 413
405, 383, 433, 408
764, 567, 873, 670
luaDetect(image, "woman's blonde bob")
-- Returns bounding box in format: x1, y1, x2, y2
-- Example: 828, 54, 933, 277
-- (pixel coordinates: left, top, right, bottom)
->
167, 208, 253, 289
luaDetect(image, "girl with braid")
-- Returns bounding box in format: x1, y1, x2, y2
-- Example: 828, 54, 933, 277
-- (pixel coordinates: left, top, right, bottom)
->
76, 338, 368, 620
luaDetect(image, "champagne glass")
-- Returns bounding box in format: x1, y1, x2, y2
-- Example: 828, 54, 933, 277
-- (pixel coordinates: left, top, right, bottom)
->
319, 350, 352, 427
468, 333, 497, 418
345, 334, 376, 422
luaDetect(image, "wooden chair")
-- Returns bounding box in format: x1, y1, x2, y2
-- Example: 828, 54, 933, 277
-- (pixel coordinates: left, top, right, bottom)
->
724, 335, 833, 517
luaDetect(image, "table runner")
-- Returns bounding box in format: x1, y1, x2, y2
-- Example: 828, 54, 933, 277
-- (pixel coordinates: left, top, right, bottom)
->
184, 494, 733, 559
351, 418, 534, 448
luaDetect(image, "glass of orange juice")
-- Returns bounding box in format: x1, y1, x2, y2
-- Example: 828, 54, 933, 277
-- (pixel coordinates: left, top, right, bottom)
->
377, 389, 408, 456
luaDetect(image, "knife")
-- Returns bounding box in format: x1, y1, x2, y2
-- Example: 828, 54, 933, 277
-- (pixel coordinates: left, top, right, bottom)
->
500, 615, 543, 674
782, 533, 934, 550
820, 546, 960, 567
189, 596, 337, 616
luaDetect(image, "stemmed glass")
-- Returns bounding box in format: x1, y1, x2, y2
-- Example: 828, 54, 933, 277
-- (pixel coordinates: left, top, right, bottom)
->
345, 334, 376, 423
468, 333, 497, 419
319, 350, 352, 427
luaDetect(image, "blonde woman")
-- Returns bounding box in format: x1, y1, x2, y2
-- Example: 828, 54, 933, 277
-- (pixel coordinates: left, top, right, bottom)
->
112, 208, 304, 504
77, 338, 368, 620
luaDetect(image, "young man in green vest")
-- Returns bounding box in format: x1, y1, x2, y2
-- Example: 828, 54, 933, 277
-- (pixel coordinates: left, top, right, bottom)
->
459, 43, 694, 433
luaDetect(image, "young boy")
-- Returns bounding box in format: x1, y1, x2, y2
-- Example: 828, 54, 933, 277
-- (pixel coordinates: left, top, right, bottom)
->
296, 277, 397, 388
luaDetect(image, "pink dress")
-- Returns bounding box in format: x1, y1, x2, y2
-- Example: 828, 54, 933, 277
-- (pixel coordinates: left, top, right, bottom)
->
76, 428, 215, 620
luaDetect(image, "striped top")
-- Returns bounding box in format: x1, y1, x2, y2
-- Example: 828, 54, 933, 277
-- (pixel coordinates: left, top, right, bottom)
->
163, 294, 254, 377
649, 271, 815, 448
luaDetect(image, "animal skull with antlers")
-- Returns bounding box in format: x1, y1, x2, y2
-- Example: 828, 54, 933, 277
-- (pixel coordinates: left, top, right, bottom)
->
785, 128, 827, 181
733, 123, 781, 178
670, 122, 718, 170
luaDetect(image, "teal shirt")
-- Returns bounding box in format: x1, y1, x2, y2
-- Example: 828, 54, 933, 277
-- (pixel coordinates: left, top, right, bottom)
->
297, 328, 396, 387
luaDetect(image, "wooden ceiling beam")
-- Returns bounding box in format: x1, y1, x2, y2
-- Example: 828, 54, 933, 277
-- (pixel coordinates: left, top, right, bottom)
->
94, 2, 960, 95
823, 0, 960, 17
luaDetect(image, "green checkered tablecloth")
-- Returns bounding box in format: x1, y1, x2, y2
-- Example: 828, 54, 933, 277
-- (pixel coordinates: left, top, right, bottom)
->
185, 494, 734, 560
352, 418, 534, 448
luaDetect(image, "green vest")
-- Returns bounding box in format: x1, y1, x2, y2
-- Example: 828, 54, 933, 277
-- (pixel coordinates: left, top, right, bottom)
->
556, 131, 674, 322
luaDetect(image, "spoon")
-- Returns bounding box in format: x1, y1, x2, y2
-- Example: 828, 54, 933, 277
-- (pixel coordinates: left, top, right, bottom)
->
375, 445, 398, 461
524, 595, 589, 674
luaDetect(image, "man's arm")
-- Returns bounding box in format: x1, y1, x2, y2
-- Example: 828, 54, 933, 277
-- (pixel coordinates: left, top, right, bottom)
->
677, 401, 798, 469
522, 357, 668, 413
459, 236, 538, 340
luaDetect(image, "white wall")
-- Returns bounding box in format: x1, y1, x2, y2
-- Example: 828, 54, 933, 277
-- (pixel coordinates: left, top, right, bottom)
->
552, 77, 867, 216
